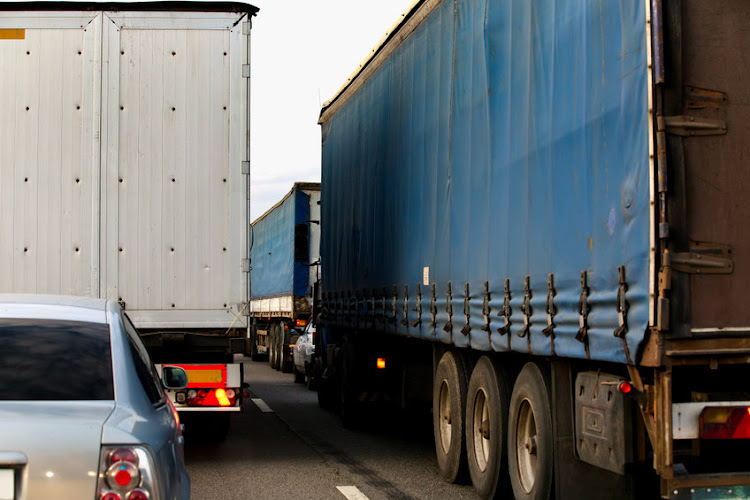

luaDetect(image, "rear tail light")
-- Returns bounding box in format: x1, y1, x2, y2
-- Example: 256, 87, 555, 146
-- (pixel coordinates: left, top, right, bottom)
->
700, 406, 750, 439
185, 388, 238, 407
377, 358, 386, 370
296, 319, 308, 327
97, 446, 157, 500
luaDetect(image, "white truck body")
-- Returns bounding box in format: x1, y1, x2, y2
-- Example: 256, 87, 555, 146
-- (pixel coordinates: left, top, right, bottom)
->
0, 5, 252, 329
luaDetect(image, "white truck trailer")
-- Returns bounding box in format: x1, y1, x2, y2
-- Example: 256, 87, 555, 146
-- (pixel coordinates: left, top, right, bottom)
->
0, 1, 258, 438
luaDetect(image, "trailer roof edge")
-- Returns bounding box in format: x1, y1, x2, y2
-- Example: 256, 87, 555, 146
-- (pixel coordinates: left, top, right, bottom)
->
319, 0, 439, 125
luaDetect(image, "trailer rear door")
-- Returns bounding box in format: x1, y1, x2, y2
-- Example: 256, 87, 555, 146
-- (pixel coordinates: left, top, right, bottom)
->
668, 1, 750, 332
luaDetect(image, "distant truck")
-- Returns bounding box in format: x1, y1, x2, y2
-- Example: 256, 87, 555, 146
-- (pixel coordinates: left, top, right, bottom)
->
248, 183, 321, 372
317, 1, 750, 499
0, 2, 258, 439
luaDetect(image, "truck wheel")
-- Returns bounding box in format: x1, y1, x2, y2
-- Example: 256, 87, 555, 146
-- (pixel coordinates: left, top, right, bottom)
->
272, 325, 282, 371
250, 326, 263, 361
281, 327, 293, 373
508, 362, 553, 500
305, 362, 316, 390
339, 337, 362, 429
268, 326, 277, 368
294, 365, 305, 383
433, 350, 470, 483
466, 356, 511, 499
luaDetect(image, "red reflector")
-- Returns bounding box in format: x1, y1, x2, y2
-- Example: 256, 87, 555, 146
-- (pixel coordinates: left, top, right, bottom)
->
618, 381, 632, 394
296, 319, 308, 327
108, 447, 138, 466
100, 493, 121, 500
115, 469, 132, 486
376, 358, 386, 370
127, 490, 149, 500
700, 406, 750, 439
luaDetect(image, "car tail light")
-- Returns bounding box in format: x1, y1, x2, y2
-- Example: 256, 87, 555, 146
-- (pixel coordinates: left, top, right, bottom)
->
296, 319, 307, 327
700, 406, 750, 439
127, 490, 149, 500
97, 446, 157, 500
377, 358, 386, 370
185, 388, 238, 407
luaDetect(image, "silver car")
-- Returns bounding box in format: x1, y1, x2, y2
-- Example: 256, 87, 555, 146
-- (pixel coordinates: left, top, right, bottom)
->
0, 294, 190, 500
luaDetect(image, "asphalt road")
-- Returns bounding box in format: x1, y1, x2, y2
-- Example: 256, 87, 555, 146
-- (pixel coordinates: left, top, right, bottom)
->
184, 355, 478, 500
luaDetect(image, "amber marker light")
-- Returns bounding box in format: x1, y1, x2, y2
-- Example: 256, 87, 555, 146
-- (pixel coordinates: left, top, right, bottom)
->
376, 358, 386, 370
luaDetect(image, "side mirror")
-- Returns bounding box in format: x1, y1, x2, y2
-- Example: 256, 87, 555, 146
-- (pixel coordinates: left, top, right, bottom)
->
161, 366, 188, 390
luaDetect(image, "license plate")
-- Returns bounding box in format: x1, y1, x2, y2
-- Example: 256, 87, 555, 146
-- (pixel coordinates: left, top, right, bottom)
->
0, 469, 14, 500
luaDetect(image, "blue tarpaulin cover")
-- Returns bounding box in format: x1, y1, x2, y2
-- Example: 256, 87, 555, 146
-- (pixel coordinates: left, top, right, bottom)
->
320, 0, 651, 364
251, 188, 311, 299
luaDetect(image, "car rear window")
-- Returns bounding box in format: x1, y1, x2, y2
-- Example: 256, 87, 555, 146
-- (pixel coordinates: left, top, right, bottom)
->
0, 318, 114, 400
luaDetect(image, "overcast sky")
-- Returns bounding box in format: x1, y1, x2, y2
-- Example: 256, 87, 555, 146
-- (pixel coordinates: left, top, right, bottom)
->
248, 0, 412, 220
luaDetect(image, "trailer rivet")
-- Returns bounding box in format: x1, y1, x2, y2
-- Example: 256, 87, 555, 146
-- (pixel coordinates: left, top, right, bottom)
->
75, 247, 79, 252
78, 51, 81, 55
171, 51, 176, 56
171, 107, 175, 112
171, 248, 174, 252
76, 178, 80, 183
172, 304, 175, 308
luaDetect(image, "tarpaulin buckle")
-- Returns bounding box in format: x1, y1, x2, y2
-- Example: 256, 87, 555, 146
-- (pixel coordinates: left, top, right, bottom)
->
443, 281, 453, 333
576, 271, 592, 360
460, 283, 471, 336
411, 283, 423, 329
429, 284, 437, 331
614, 266, 629, 339
542, 274, 556, 356
518, 276, 531, 339
480, 281, 491, 332
497, 278, 512, 336
401, 285, 409, 327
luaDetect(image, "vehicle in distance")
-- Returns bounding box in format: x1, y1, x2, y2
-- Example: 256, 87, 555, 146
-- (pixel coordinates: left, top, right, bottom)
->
0, 294, 190, 500
292, 322, 316, 387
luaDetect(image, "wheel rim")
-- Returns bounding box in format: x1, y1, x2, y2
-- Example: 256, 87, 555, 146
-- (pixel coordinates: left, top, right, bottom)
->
471, 389, 490, 472
516, 398, 537, 493
438, 380, 452, 454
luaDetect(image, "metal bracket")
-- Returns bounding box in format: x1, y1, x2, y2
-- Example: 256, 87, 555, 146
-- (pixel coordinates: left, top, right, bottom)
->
443, 282, 453, 333
241, 161, 250, 174
242, 64, 251, 78
460, 283, 471, 336
671, 241, 733, 274
241, 258, 250, 272
663, 86, 727, 136
241, 21, 252, 35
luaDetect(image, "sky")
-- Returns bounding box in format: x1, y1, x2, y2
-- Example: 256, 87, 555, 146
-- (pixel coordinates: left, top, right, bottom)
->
248, 0, 413, 220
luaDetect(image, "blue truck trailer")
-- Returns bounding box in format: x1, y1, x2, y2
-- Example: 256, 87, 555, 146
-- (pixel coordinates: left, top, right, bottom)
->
248, 183, 321, 372
316, 1, 750, 498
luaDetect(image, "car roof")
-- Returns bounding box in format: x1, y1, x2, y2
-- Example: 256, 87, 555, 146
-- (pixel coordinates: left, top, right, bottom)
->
0, 294, 109, 324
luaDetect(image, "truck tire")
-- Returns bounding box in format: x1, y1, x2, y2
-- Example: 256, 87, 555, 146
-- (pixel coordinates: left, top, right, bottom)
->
339, 337, 362, 429
433, 350, 470, 483
268, 325, 277, 368
281, 327, 293, 373
294, 365, 305, 383
466, 356, 511, 499
250, 326, 263, 362
272, 324, 283, 371
508, 362, 553, 500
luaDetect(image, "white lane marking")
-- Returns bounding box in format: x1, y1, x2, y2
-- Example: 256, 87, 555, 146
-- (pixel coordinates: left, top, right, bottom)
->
336, 486, 370, 500
251, 398, 274, 413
